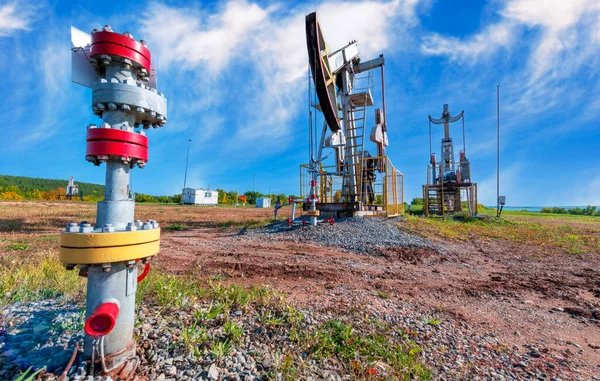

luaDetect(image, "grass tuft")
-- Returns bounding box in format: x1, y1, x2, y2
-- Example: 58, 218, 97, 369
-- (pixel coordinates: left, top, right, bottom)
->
165, 223, 185, 232
7, 242, 29, 251
304, 319, 431, 379
0, 252, 84, 306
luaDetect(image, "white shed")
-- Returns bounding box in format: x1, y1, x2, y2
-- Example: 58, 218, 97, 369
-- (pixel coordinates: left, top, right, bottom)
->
182, 188, 218, 206
255, 197, 271, 208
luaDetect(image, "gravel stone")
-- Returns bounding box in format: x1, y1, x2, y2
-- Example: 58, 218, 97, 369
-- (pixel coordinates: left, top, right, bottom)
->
242, 216, 439, 255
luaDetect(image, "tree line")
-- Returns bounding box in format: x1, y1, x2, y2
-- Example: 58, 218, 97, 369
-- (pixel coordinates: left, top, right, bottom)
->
0, 175, 105, 202
0, 175, 294, 206
540, 206, 600, 216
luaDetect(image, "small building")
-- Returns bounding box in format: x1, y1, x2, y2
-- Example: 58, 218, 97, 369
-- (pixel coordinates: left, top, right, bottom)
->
255, 197, 271, 208
182, 188, 218, 206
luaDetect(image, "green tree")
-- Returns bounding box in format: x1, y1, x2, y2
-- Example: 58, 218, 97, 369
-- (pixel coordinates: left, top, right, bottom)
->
135, 193, 157, 203
244, 191, 263, 205
411, 197, 424, 205
216, 189, 229, 204
227, 190, 238, 205
583, 205, 597, 215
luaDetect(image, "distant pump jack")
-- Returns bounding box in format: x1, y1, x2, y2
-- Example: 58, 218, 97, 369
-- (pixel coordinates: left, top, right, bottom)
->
423, 104, 477, 218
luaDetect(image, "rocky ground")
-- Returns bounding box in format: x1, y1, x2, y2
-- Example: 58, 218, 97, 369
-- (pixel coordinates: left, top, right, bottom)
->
1, 214, 600, 380
0, 295, 589, 381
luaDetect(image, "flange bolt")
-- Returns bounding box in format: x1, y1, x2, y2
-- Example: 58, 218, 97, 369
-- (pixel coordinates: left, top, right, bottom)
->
102, 224, 115, 233
66, 222, 80, 233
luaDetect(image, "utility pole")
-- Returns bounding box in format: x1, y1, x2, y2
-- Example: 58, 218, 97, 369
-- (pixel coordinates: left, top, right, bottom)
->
496, 84, 500, 217
183, 138, 191, 190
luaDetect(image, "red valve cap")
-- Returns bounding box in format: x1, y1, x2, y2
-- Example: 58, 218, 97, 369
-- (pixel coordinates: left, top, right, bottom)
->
87, 128, 148, 147
91, 31, 151, 72
85, 302, 120, 337
86, 141, 149, 161
86, 129, 149, 162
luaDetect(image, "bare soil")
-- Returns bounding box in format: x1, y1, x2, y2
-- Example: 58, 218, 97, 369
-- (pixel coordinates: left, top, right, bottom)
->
157, 225, 600, 378
1, 201, 599, 377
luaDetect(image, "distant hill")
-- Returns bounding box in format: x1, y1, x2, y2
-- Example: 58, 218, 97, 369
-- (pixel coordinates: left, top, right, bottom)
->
0, 175, 104, 196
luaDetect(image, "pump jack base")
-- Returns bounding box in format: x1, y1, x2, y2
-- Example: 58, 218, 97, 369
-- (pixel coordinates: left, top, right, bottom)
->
303, 202, 389, 218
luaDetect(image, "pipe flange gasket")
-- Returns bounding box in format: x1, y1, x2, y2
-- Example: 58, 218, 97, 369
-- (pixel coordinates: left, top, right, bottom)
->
92, 80, 167, 127
59, 227, 160, 265
86, 128, 149, 163
91, 31, 151, 72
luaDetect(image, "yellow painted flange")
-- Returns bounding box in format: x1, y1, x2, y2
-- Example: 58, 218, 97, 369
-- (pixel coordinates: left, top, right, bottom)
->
59, 229, 160, 265
306, 210, 320, 216
60, 229, 160, 248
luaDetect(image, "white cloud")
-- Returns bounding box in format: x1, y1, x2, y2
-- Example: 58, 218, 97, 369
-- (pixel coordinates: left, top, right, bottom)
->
420, 0, 600, 125
0, 1, 39, 37
140, 1, 270, 73
421, 21, 515, 61
421, 0, 600, 79
15, 41, 71, 146
140, 0, 423, 156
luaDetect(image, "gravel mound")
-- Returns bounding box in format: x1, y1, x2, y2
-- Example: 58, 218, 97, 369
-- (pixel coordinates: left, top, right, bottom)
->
243, 216, 439, 255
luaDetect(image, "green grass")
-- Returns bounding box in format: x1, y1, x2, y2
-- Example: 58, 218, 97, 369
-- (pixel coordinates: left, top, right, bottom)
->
13, 367, 44, 381
402, 214, 600, 255
408, 204, 424, 214
223, 320, 244, 342
479, 208, 600, 223
7, 242, 29, 251
304, 319, 431, 380
181, 321, 208, 359
425, 317, 442, 326
165, 223, 185, 232
209, 340, 231, 358
160, 218, 274, 232
0, 252, 84, 306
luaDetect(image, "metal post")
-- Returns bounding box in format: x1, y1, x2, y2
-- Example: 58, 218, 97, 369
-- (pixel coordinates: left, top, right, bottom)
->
497, 84, 500, 217
380, 58, 386, 132
183, 139, 191, 190
462, 116, 466, 154
62, 25, 167, 379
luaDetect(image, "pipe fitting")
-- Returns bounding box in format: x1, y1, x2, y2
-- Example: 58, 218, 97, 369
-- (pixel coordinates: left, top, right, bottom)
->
85, 300, 120, 338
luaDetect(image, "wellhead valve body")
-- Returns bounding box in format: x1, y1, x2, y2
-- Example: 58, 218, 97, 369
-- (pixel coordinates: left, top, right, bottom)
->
60, 25, 167, 378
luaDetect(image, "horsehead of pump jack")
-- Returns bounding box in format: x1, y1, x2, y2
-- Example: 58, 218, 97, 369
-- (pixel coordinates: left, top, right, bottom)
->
60, 25, 167, 378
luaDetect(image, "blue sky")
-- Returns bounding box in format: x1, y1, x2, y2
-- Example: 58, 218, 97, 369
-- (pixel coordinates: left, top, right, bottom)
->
0, 0, 599, 206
